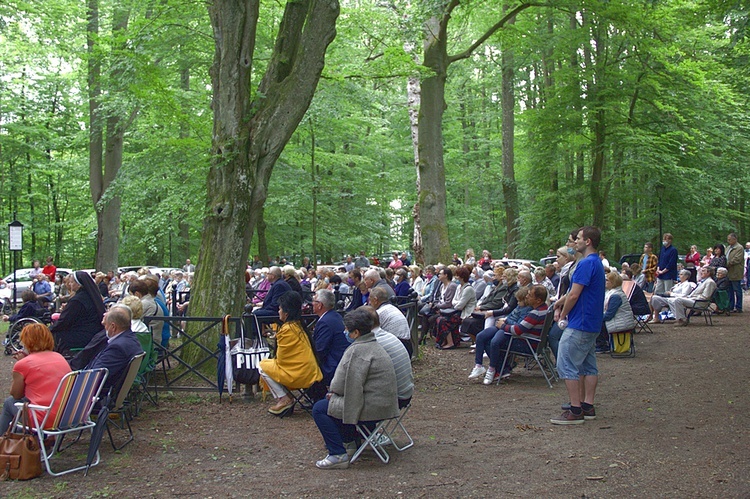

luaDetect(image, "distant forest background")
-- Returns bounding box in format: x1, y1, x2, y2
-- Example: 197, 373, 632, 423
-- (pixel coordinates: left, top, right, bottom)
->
1, 0, 748, 275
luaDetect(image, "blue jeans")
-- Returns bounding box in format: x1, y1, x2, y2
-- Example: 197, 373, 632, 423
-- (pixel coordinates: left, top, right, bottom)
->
548, 323, 563, 358
729, 280, 743, 311
475, 326, 534, 372
557, 328, 598, 380
0, 396, 25, 432
312, 398, 356, 456
475, 326, 507, 370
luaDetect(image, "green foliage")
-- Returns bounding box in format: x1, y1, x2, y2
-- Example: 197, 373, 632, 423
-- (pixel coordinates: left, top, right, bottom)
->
0, 0, 748, 273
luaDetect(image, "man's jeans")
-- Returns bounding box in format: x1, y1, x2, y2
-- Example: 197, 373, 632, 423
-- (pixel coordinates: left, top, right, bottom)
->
729, 280, 743, 311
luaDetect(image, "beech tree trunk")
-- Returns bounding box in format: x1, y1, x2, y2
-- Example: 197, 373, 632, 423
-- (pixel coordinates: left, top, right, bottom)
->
407, 76, 424, 265
415, 1, 532, 264
501, 12, 519, 257
187, 0, 339, 330
418, 15, 451, 265
88, 2, 133, 273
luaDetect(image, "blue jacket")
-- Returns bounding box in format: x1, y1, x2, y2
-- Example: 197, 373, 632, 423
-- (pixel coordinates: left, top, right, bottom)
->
253, 279, 292, 316
88, 329, 144, 396
658, 244, 678, 280
313, 310, 349, 386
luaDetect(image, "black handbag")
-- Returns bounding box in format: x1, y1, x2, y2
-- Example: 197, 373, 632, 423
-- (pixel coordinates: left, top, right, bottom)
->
228, 319, 269, 385
439, 308, 460, 316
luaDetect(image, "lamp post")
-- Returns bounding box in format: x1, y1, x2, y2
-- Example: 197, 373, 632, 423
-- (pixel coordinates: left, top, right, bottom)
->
8, 219, 23, 310
655, 183, 665, 240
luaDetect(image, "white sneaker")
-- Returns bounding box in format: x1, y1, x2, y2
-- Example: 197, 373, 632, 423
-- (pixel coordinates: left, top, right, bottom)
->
483, 369, 498, 385
468, 365, 486, 379
316, 453, 350, 469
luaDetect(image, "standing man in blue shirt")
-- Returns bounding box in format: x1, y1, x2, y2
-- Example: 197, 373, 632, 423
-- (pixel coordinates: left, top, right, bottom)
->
552, 226, 605, 425
655, 233, 678, 296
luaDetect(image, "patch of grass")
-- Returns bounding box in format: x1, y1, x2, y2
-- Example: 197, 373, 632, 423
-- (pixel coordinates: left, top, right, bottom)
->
88, 485, 113, 498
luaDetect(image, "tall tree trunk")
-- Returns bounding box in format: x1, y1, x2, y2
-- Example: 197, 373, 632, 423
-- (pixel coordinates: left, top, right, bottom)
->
501, 12, 519, 257
187, 0, 339, 340
89, 1, 133, 272
407, 76, 424, 264
416, 1, 532, 264
87, 0, 103, 269
418, 15, 451, 265
310, 121, 318, 263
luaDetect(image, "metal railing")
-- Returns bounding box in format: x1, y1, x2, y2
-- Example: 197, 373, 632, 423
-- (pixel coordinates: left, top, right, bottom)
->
142, 294, 419, 393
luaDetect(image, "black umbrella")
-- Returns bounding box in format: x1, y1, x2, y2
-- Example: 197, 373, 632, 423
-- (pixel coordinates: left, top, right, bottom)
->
84, 393, 111, 476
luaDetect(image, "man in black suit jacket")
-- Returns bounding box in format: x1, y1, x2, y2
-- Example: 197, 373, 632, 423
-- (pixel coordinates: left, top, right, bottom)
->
312, 289, 349, 386
87, 304, 144, 397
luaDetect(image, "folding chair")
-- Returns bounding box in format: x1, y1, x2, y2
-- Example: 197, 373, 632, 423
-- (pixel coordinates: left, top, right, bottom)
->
713, 289, 731, 316
380, 402, 414, 452
13, 368, 108, 476
107, 352, 146, 450
609, 330, 636, 358
622, 280, 653, 334
132, 331, 158, 415
497, 310, 557, 388
288, 380, 327, 416
351, 418, 397, 464
685, 299, 713, 325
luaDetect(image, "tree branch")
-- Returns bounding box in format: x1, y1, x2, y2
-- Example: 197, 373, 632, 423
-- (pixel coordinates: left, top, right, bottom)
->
448, 2, 543, 65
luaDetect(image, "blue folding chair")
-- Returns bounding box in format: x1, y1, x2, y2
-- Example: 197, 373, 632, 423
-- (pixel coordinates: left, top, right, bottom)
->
13, 368, 108, 476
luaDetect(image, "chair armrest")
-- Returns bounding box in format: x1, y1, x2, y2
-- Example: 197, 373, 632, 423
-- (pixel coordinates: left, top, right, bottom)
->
14, 402, 50, 411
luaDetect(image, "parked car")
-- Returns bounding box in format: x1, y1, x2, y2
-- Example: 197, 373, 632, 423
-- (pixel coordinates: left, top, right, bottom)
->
492, 259, 539, 271
539, 256, 557, 268
1, 267, 73, 303
118, 265, 158, 274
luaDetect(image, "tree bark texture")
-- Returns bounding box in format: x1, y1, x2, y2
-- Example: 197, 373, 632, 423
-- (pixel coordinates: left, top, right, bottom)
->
407, 76, 424, 264
188, 0, 339, 331
501, 12, 519, 257
89, 3, 132, 273
418, 14, 451, 265
416, 1, 532, 264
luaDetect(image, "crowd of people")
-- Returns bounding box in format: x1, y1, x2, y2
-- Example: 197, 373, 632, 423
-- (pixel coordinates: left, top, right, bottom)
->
3, 230, 747, 471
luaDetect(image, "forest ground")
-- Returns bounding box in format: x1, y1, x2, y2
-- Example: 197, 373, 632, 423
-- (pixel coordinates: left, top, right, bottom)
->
2, 294, 749, 498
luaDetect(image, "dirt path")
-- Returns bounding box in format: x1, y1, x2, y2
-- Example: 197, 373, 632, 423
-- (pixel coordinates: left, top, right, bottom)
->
3, 305, 749, 497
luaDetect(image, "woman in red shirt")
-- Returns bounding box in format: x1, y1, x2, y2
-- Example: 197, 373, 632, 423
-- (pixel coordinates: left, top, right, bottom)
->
0, 323, 71, 431
685, 245, 701, 282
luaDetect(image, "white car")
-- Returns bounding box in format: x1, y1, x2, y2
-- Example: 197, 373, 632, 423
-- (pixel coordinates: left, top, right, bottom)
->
0, 267, 73, 303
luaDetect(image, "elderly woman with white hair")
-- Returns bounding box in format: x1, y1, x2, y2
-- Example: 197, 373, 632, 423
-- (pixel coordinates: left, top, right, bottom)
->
283, 264, 303, 296
712, 267, 731, 314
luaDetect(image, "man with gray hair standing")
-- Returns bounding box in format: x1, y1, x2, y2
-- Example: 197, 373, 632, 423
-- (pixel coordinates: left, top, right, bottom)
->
726, 232, 744, 313
312, 289, 349, 386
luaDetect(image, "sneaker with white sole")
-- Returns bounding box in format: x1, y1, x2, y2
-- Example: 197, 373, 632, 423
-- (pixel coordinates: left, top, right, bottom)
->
550, 409, 585, 425
316, 453, 350, 469
468, 365, 486, 379
483, 369, 499, 385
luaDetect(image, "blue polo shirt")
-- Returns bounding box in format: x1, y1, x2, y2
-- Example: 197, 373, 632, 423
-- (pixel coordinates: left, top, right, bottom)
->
568, 253, 605, 333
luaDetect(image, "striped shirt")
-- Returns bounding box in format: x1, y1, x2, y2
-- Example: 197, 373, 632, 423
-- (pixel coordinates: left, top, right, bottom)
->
373, 327, 414, 401
501, 304, 549, 338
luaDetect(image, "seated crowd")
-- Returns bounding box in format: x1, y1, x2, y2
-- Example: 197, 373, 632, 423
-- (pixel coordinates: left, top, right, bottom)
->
3, 232, 741, 472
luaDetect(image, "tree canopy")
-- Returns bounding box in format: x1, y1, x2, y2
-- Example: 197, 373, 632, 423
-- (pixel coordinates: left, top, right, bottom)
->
0, 0, 748, 277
